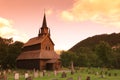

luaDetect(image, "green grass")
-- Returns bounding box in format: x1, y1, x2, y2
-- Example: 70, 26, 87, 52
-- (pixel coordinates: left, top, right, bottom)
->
4, 68, 120, 80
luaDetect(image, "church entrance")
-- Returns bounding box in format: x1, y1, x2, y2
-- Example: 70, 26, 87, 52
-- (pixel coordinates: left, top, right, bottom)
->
46, 63, 54, 70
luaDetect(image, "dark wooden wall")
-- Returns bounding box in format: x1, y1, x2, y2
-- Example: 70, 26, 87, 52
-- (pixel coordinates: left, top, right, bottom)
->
17, 59, 40, 70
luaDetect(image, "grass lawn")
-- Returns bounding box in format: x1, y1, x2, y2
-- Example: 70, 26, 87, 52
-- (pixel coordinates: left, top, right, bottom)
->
5, 67, 120, 80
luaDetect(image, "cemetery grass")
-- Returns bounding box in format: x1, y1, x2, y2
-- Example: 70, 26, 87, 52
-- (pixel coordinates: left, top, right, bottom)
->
7, 67, 120, 80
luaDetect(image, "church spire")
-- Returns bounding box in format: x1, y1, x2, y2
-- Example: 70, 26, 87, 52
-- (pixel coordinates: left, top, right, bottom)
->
38, 12, 49, 37
42, 13, 47, 28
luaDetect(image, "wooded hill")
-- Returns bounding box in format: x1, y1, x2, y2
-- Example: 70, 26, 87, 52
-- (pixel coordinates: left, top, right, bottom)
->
69, 33, 120, 52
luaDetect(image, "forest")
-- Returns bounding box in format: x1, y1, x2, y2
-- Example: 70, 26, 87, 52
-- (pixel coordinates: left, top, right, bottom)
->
60, 33, 120, 69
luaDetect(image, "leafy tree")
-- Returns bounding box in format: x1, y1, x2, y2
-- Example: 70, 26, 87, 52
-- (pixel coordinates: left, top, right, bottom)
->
0, 37, 24, 69
95, 41, 113, 67
112, 47, 120, 68
60, 51, 77, 67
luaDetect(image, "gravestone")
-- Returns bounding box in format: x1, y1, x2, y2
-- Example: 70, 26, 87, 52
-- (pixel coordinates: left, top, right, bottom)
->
95, 72, 99, 75
86, 76, 90, 80
47, 72, 50, 77
3, 70, 6, 75
54, 70, 57, 76
8, 69, 11, 74
3, 74, 7, 80
78, 76, 81, 80
14, 72, 19, 80
40, 72, 43, 77
25, 72, 29, 79
61, 71, 67, 78
26, 76, 32, 80
43, 70, 46, 76
34, 70, 38, 78
101, 74, 105, 78
0, 73, 4, 80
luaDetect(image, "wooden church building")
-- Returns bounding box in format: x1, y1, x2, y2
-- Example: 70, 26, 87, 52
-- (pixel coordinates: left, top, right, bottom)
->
17, 14, 61, 70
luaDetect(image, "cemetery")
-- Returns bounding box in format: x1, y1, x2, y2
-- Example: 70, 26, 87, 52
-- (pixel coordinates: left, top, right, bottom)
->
0, 6, 120, 80
0, 67, 120, 80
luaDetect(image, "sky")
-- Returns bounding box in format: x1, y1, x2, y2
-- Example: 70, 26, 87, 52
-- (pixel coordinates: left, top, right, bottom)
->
0, 0, 120, 50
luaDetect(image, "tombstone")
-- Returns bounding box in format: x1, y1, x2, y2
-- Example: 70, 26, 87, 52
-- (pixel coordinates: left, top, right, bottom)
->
8, 69, 11, 74
26, 76, 32, 80
3, 74, 7, 80
71, 70, 74, 75
40, 72, 43, 77
95, 72, 99, 75
101, 74, 105, 78
3, 70, 6, 75
25, 72, 29, 79
66, 77, 73, 80
47, 72, 50, 77
34, 70, 38, 78
54, 70, 57, 76
61, 71, 67, 78
14, 72, 19, 80
86, 76, 90, 80
43, 70, 46, 76
78, 76, 81, 80
0, 73, 4, 80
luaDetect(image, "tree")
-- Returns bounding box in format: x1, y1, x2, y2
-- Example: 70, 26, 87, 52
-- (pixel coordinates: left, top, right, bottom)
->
60, 51, 77, 67
95, 41, 113, 67
0, 37, 24, 69
112, 47, 120, 68
76, 47, 98, 67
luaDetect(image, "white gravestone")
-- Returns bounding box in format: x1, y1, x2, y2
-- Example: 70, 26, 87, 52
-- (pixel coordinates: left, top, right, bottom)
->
14, 73, 19, 80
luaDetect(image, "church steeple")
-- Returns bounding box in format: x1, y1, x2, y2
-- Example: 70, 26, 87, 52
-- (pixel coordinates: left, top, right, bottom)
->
42, 13, 47, 28
38, 13, 50, 37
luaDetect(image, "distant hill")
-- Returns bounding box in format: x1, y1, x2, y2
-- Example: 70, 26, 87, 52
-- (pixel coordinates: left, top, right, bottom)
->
69, 33, 120, 52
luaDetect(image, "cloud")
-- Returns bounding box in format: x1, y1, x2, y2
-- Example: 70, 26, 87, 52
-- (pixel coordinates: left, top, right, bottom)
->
0, 17, 28, 42
61, 0, 120, 27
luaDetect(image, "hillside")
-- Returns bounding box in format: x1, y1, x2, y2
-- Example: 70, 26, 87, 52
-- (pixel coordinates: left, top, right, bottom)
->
69, 33, 120, 52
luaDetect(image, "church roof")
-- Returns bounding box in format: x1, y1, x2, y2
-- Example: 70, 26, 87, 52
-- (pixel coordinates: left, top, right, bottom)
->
23, 34, 54, 47
17, 50, 60, 60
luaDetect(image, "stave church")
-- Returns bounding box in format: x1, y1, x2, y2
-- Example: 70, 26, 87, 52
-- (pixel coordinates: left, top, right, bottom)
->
17, 13, 61, 70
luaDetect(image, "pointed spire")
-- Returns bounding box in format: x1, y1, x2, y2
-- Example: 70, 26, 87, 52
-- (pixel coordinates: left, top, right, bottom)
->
42, 12, 47, 28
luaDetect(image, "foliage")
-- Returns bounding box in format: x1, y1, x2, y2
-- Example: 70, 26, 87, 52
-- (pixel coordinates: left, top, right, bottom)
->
61, 33, 120, 68
0, 37, 24, 69
60, 51, 78, 67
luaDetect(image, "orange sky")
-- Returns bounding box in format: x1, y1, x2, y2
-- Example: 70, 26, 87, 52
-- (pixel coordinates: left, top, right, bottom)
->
0, 0, 120, 50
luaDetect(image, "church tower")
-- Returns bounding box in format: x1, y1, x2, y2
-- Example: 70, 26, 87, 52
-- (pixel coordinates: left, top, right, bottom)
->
38, 13, 50, 36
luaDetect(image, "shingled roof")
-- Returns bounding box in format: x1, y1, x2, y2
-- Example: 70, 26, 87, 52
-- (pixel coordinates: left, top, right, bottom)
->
23, 34, 54, 47
17, 50, 60, 60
